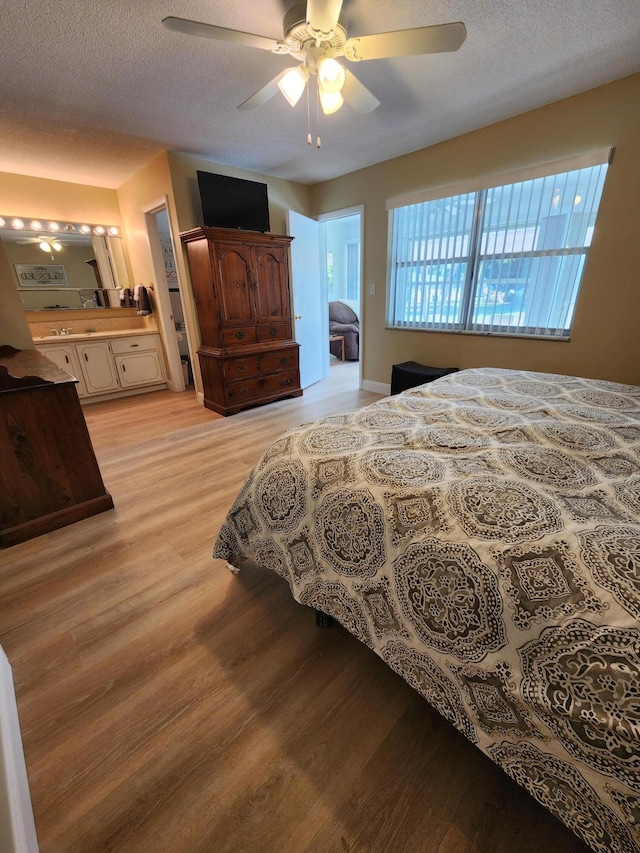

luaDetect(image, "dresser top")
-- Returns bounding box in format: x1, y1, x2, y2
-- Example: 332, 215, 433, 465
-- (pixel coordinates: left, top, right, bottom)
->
0, 346, 75, 393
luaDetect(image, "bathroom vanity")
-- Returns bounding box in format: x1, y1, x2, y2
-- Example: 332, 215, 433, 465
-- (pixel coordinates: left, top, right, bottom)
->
33, 329, 166, 402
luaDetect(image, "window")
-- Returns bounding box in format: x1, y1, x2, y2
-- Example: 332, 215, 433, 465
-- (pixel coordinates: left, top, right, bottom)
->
346, 241, 360, 299
387, 152, 610, 338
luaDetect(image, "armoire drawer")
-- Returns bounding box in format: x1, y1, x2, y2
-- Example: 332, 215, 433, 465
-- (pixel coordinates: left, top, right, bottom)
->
222, 348, 298, 379
222, 326, 258, 347
226, 370, 298, 403
256, 322, 290, 343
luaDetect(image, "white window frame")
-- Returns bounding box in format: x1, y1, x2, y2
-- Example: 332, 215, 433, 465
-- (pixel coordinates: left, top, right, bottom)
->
386, 148, 612, 339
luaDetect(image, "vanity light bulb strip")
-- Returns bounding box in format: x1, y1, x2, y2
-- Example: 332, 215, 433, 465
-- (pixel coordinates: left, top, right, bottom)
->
0, 216, 119, 237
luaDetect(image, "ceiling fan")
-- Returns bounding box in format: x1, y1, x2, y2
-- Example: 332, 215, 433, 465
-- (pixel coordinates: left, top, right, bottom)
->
16, 235, 68, 253
162, 0, 466, 117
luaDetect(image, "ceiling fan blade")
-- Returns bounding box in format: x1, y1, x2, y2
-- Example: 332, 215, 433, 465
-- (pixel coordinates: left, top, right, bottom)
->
342, 69, 380, 114
344, 21, 467, 61
237, 72, 288, 110
306, 0, 344, 40
162, 16, 287, 53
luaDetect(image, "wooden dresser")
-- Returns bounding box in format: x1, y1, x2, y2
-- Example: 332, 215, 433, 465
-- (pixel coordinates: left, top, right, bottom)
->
0, 346, 113, 546
181, 227, 302, 416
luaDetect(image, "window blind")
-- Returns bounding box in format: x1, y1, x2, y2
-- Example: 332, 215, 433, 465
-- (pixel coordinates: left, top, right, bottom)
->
387, 150, 611, 338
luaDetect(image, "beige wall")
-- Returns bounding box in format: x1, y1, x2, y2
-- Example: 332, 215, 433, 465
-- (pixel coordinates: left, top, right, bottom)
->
310, 73, 640, 387
116, 152, 174, 289
0, 172, 122, 224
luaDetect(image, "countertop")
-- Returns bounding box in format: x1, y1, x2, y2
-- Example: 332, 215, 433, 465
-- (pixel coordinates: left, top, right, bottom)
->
32, 329, 159, 343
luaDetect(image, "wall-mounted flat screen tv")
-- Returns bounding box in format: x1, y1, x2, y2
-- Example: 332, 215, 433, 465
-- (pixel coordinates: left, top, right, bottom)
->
197, 171, 270, 233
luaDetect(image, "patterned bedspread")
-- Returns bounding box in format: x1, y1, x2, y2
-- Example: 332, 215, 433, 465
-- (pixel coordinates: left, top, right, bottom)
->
213, 367, 640, 852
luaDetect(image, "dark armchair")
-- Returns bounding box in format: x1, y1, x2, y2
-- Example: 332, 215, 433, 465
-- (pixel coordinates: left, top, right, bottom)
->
329, 300, 359, 361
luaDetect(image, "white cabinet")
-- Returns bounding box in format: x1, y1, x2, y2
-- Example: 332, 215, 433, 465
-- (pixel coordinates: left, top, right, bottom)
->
111, 335, 165, 388
36, 333, 165, 401
76, 341, 120, 394
37, 342, 88, 397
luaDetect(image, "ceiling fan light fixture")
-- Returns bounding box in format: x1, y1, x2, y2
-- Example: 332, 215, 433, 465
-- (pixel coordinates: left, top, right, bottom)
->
319, 88, 343, 115
39, 240, 51, 252
278, 66, 308, 107
51, 241, 63, 252
317, 57, 345, 94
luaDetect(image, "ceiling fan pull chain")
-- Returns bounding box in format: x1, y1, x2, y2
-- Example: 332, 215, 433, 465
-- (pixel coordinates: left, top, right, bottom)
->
316, 78, 321, 148
306, 78, 312, 145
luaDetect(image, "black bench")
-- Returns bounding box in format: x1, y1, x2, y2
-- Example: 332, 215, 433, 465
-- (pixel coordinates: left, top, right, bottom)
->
390, 362, 458, 395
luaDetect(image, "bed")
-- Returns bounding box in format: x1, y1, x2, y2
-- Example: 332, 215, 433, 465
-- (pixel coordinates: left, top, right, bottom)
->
213, 367, 640, 853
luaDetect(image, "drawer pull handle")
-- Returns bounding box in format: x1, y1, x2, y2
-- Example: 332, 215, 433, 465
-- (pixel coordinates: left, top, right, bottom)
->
280, 357, 288, 365
238, 387, 248, 394
130, 343, 139, 348
122, 364, 126, 372
236, 364, 245, 372
282, 378, 292, 386
84, 353, 88, 362
65, 355, 70, 364
235, 331, 245, 340
270, 327, 278, 336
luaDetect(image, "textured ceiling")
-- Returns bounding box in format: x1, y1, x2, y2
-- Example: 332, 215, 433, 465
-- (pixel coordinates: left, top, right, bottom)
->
2, 0, 640, 189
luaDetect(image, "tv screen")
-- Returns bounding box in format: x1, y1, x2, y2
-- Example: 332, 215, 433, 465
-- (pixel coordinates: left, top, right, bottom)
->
197, 171, 270, 233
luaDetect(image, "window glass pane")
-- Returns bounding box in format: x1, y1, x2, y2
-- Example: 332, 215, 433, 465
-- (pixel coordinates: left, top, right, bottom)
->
471, 165, 606, 334
389, 194, 475, 328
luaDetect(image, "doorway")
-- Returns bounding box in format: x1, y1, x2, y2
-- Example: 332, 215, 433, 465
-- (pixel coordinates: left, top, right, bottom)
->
323, 210, 362, 379
288, 206, 363, 392
144, 200, 192, 393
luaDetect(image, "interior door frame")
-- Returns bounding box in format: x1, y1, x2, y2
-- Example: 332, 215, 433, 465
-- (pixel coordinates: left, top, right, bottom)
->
317, 205, 364, 389
143, 196, 186, 392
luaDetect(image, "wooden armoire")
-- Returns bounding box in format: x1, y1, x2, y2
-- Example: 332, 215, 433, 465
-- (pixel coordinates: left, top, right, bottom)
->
181, 227, 302, 416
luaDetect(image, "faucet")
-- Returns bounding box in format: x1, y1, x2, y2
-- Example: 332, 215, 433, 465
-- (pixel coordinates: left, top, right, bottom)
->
50, 329, 61, 336
61, 328, 72, 335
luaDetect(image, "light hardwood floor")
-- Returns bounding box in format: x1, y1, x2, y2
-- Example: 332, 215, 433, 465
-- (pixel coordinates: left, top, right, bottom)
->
1, 362, 589, 853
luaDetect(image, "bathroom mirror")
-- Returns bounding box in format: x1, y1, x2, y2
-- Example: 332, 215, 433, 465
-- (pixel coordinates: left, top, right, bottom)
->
0, 219, 131, 311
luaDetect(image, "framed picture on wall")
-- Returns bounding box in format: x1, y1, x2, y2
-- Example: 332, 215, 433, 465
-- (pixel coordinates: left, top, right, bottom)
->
14, 264, 69, 286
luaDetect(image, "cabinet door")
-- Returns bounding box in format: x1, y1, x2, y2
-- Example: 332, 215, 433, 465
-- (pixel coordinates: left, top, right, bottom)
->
252, 245, 291, 324
76, 341, 120, 394
214, 243, 256, 326
37, 344, 88, 397
115, 351, 164, 388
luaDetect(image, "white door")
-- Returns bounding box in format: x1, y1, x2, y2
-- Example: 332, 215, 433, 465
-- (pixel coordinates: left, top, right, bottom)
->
115, 352, 164, 387
77, 341, 120, 394
287, 210, 328, 389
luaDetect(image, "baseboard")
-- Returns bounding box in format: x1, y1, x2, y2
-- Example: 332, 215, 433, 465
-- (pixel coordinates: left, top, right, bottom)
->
0, 649, 39, 853
362, 379, 391, 396
0, 494, 114, 547
80, 383, 167, 406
